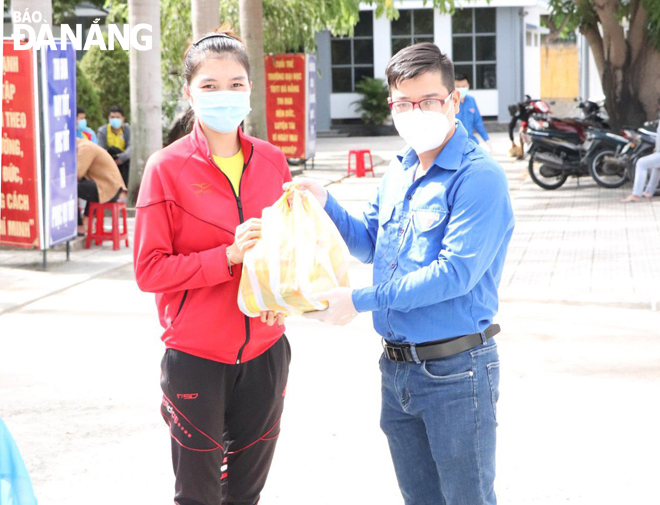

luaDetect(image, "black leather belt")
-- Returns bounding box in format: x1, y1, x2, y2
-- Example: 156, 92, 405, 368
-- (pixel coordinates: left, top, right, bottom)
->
382, 324, 500, 363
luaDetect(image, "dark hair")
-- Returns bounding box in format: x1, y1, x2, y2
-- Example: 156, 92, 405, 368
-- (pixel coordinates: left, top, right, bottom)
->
385, 42, 455, 93
77, 107, 85, 115
179, 25, 250, 134
109, 105, 124, 116
454, 72, 470, 84
183, 25, 250, 86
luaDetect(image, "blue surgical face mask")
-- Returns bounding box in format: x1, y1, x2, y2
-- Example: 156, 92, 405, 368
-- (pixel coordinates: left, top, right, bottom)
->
78, 119, 87, 130
457, 87, 469, 99
190, 90, 252, 133
109, 117, 123, 129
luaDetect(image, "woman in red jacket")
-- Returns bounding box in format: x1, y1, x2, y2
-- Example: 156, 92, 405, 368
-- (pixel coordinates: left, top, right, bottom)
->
134, 27, 291, 505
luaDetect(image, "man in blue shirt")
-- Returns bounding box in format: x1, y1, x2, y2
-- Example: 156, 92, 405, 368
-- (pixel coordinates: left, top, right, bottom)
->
289, 43, 514, 505
455, 72, 493, 152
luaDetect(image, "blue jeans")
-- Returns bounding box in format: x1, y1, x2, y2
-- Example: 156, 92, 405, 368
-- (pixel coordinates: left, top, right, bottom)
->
379, 338, 500, 505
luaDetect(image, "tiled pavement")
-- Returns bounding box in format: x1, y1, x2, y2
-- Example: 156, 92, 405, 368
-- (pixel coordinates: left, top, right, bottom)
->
1, 132, 658, 313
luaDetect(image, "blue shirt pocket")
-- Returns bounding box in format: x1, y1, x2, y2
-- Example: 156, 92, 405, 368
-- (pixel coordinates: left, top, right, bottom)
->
408, 206, 448, 265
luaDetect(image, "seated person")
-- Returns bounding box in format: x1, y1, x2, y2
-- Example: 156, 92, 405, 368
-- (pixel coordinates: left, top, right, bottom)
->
97, 105, 132, 186
76, 107, 98, 144
621, 99, 660, 202
76, 137, 127, 235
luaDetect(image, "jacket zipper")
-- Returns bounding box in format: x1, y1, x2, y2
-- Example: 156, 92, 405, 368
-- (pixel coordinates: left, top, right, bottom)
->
207, 143, 255, 364
175, 290, 189, 321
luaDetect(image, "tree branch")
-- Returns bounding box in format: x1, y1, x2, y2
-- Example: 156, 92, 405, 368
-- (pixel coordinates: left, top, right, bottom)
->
629, 4, 648, 61
580, 22, 606, 78
593, 0, 627, 68
546, 14, 572, 44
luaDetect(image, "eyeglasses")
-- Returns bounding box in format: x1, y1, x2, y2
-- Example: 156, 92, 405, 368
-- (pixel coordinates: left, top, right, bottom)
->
388, 93, 455, 114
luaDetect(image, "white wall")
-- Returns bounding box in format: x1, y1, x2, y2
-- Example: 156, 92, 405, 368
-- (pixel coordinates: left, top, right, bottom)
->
469, 90, 499, 116
434, 10, 452, 56
523, 7, 542, 98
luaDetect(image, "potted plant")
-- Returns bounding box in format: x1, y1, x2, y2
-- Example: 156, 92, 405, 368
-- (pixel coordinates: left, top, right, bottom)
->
353, 77, 393, 136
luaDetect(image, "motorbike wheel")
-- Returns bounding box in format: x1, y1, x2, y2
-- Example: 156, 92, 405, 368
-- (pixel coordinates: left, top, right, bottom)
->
528, 152, 568, 190
589, 149, 627, 188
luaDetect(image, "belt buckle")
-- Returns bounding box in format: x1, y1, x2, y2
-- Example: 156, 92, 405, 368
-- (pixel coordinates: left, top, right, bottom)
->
383, 341, 407, 362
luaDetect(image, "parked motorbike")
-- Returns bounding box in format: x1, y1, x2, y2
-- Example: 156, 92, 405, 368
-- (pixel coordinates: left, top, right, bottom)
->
526, 102, 620, 190
598, 122, 658, 188
508, 95, 552, 158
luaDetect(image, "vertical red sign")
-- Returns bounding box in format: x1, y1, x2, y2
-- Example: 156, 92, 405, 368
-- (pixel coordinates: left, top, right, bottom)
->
265, 54, 306, 159
1, 42, 41, 248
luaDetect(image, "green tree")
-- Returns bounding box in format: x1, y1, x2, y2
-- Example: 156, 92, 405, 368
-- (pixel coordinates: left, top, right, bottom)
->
80, 32, 131, 122
546, 0, 660, 128
76, 61, 104, 130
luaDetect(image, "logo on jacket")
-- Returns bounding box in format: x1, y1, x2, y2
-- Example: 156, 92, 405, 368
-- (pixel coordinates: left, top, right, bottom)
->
191, 183, 212, 194
177, 393, 199, 400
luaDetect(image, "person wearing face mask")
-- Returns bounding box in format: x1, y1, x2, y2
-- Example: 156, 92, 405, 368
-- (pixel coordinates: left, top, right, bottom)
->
133, 26, 291, 505
97, 105, 132, 186
290, 43, 514, 505
76, 107, 98, 144
454, 72, 493, 153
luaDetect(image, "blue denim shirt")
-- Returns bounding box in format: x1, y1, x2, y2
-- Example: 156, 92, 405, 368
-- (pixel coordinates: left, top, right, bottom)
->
324, 123, 515, 344
456, 95, 489, 143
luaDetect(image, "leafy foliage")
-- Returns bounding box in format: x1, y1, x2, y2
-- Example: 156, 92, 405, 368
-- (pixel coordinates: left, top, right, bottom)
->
353, 77, 390, 126
80, 32, 130, 122
76, 61, 104, 129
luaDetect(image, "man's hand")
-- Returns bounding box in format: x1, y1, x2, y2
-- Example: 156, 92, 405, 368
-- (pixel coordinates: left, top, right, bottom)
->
228, 218, 261, 265
303, 287, 358, 326
260, 311, 286, 327
283, 178, 328, 207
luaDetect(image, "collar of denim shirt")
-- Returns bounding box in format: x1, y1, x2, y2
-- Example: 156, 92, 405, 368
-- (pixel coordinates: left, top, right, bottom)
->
396, 121, 470, 172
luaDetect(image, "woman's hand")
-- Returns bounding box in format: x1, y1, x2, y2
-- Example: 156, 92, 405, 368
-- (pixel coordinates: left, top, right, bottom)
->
227, 218, 261, 265
283, 178, 328, 207
260, 311, 286, 327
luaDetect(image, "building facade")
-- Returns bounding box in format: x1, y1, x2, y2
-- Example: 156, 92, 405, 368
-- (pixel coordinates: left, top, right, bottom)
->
315, 0, 548, 130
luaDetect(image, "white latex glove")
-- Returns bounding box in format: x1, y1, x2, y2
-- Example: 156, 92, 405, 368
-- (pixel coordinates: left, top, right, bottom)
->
303, 288, 358, 326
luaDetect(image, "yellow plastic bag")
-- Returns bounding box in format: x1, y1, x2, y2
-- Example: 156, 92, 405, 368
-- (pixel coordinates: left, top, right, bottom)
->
237, 186, 350, 317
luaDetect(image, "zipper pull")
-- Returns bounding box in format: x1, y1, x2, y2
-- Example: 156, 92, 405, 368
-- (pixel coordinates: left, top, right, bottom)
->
237, 198, 243, 211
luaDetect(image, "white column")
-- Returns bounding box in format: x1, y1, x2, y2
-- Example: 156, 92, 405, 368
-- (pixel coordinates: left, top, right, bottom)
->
373, 10, 391, 78
434, 9, 452, 57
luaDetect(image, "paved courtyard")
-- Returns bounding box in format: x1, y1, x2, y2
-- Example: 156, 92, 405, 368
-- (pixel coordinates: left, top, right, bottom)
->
1, 132, 658, 504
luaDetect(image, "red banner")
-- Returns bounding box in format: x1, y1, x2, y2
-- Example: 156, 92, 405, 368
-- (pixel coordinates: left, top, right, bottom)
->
1, 42, 41, 248
265, 54, 306, 158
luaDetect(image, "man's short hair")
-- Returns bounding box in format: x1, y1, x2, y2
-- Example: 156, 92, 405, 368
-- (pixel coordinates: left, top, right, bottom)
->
454, 72, 470, 84
77, 107, 85, 115
385, 42, 455, 92
109, 105, 124, 116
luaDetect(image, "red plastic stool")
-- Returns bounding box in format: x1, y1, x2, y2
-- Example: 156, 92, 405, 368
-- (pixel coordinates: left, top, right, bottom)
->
348, 149, 375, 178
86, 201, 129, 251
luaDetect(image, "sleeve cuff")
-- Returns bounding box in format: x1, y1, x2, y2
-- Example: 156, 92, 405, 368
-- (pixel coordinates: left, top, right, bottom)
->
199, 244, 233, 286
352, 286, 381, 313
323, 192, 342, 220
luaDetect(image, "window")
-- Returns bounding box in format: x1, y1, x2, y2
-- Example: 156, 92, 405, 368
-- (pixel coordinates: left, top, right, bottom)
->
391, 9, 434, 56
331, 11, 374, 93
452, 8, 497, 89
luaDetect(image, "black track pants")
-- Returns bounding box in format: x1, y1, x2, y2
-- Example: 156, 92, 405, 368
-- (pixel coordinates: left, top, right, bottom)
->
160, 336, 291, 505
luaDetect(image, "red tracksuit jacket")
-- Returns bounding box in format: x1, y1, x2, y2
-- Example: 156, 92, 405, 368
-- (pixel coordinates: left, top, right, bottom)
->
134, 120, 292, 364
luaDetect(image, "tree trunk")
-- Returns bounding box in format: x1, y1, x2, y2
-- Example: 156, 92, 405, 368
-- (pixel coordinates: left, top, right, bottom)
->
239, 0, 268, 140
191, 0, 220, 42
579, 1, 660, 128
127, 0, 162, 206
11, 0, 52, 33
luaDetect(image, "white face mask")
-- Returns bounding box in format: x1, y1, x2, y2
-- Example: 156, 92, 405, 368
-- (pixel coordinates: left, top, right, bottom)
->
392, 108, 452, 155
